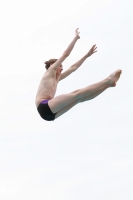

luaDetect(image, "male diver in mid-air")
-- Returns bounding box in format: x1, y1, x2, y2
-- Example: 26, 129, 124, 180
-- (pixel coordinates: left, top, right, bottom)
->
35, 28, 122, 121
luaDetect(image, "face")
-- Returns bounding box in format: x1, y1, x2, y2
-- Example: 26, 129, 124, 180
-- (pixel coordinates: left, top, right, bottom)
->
57, 64, 63, 75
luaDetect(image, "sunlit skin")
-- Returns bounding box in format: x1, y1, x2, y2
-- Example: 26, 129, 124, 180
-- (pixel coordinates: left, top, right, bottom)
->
35, 28, 122, 120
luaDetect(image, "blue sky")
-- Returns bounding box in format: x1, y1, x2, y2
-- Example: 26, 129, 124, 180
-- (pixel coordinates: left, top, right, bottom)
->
0, 0, 133, 199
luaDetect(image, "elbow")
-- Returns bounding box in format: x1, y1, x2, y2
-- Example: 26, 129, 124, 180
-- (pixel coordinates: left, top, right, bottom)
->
71, 66, 76, 72
63, 51, 70, 57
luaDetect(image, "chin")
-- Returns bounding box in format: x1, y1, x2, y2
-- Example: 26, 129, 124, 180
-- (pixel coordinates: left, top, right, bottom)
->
57, 72, 61, 76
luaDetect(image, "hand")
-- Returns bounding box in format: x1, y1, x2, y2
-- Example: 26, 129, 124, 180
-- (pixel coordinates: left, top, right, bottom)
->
86, 45, 97, 57
75, 28, 80, 39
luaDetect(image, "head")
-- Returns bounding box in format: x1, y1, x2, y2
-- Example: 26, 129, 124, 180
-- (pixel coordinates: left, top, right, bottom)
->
44, 59, 57, 70
44, 59, 63, 75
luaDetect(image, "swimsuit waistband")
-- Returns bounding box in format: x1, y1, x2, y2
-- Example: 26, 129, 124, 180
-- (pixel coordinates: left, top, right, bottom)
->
40, 99, 49, 104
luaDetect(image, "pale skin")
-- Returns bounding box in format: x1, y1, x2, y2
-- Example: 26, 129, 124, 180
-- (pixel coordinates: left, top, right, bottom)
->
35, 28, 122, 119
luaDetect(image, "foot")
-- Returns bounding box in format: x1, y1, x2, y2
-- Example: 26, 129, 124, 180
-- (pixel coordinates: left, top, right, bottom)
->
108, 69, 122, 87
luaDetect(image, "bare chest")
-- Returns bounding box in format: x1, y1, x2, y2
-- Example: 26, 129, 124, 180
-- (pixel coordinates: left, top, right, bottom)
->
36, 75, 58, 99
47, 79, 58, 95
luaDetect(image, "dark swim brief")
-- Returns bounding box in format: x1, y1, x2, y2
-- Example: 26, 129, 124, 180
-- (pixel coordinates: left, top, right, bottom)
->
37, 99, 56, 121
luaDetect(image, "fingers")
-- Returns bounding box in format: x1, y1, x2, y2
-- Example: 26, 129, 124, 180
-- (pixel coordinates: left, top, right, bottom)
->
92, 44, 97, 52
75, 28, 80, 39
75, 28, 80, 34
92, 44, 97, 49
88, 44, 97, 56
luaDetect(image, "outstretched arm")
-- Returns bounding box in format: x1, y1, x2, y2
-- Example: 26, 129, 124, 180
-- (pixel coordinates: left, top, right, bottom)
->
59, 45, 97, 81
50, 28, 80, 71
70, 44, 97, 71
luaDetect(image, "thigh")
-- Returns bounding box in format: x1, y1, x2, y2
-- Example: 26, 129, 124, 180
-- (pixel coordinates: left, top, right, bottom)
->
48, 90, 80, 113
55, 99, 80, 119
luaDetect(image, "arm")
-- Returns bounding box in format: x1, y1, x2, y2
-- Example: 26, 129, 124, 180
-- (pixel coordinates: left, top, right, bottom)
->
59, 67, 75, 81
70, 44, 97, 71
50, 28, 80, 71
59, 44, 97, 81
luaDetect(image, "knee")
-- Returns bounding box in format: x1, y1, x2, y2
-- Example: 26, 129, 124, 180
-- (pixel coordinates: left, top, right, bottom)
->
72, 89, 81, 98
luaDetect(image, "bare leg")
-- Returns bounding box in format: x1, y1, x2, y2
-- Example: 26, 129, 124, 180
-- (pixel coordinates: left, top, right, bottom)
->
49, 69, 122, 113
78, 69, 122, 98
49, 78, 108, 114
80, 85, 108, 102
55, 85, 108, 119
55, 99, 80, 119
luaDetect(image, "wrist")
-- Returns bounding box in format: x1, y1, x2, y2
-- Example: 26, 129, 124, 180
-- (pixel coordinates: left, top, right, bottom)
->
74, 35, 79, 40
85, 53, 89, 58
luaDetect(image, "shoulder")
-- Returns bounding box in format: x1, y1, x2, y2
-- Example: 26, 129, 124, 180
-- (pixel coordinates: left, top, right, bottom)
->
42, 69, 56, 80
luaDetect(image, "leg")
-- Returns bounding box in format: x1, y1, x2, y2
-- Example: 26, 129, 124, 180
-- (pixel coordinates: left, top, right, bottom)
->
55, 99, 80, 119
49, 69, 122, 113
55, 85, 108, 119
80, 85, 108, 102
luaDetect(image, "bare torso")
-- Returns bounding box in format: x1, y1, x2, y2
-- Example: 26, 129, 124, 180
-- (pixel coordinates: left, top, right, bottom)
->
35, 70, 60, 107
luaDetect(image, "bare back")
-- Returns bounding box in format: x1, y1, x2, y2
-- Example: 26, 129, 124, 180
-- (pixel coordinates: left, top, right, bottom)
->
35, 69, 60, 107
